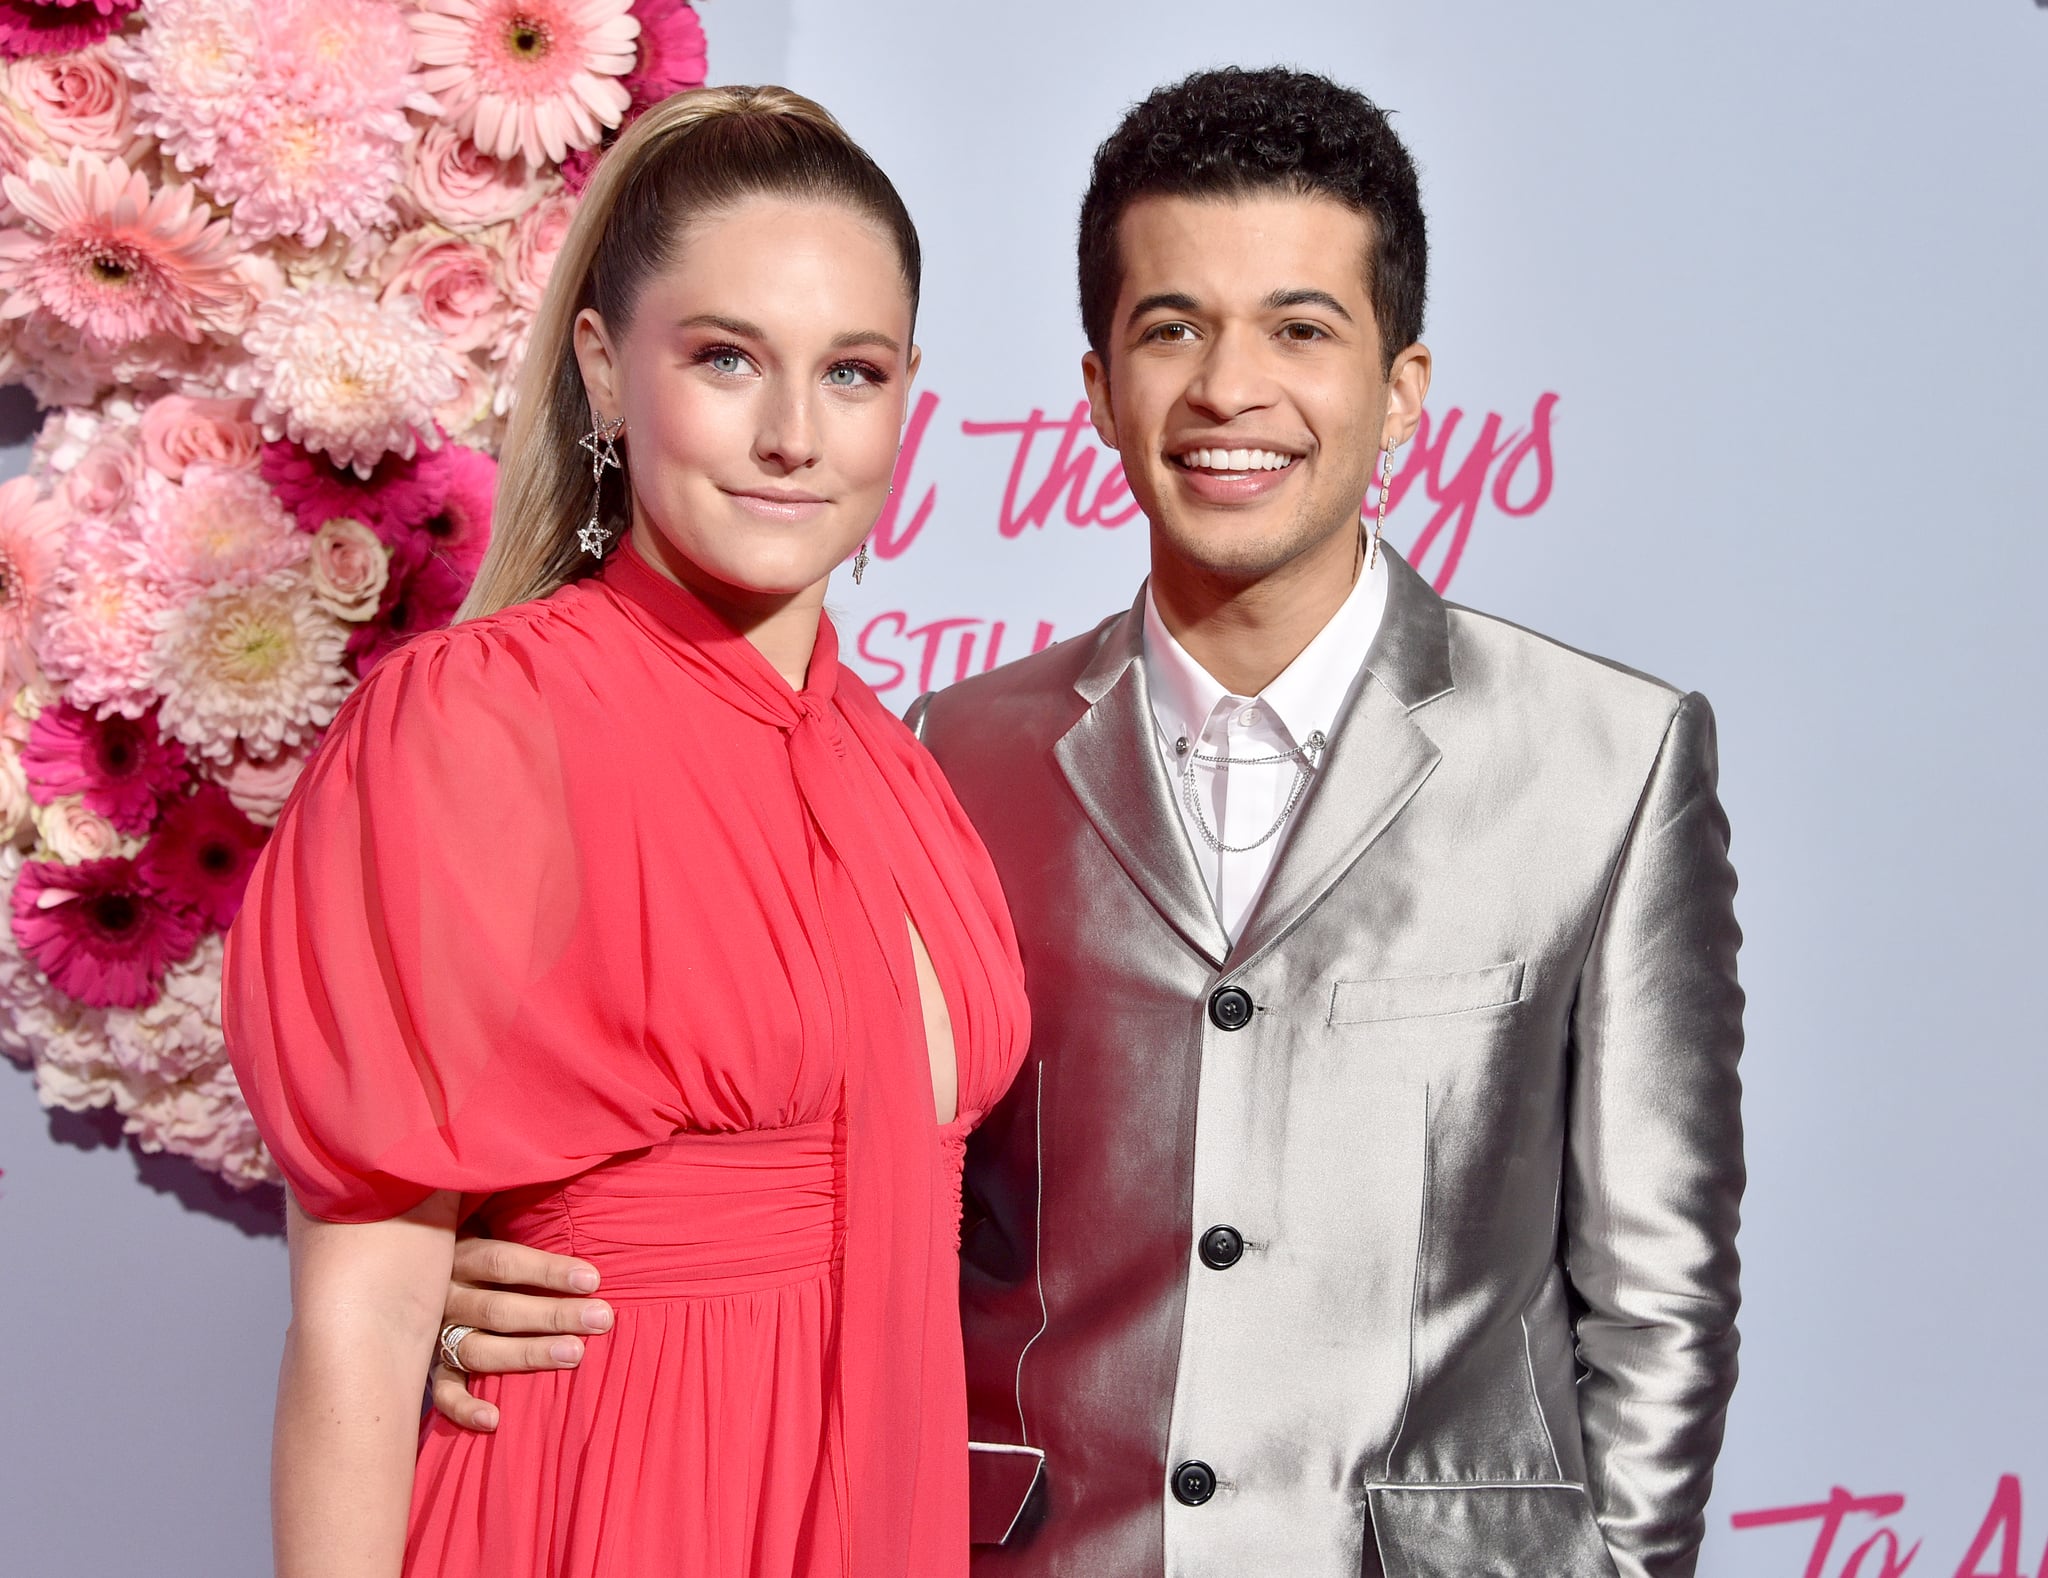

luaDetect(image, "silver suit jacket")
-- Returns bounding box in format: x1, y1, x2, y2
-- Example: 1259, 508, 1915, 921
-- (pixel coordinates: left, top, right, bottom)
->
909, 548, 1745, 1578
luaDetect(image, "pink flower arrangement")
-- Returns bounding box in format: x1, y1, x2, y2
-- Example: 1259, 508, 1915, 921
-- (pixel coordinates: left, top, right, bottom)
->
0, 0, 708, 1186
20, 702, 189, 834
137, 782, 265, 928
10, 854, 204, 1008
411, 0, 639, 167
263, 436, 451, 535
0, 0, 141, 60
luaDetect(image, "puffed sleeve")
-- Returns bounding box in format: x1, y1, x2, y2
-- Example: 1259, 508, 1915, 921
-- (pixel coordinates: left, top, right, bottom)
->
224, 621, 628, 1222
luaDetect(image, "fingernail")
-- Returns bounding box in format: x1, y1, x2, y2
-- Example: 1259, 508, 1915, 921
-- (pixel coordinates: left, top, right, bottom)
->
569, 1268, 600, 1294
550, 1339, 583, 1365
474, 1406, 499, 1430
582, 1304, 613, 1333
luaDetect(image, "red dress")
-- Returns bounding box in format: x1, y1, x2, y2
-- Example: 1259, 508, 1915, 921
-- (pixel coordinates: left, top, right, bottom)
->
224, 540, 1031, 1577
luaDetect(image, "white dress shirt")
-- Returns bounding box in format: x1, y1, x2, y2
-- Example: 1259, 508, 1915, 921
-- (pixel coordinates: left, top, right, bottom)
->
1142, 553, 1389, 941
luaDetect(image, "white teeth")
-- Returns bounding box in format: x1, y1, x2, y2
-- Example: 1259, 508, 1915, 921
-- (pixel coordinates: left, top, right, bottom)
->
1181, 447, 1295, 472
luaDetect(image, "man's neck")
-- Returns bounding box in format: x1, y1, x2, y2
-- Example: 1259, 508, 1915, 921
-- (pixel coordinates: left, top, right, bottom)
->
1147, 521, 1363, 698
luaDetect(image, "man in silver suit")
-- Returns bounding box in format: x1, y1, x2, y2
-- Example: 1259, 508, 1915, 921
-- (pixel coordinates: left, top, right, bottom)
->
432, 67, 1744, 1578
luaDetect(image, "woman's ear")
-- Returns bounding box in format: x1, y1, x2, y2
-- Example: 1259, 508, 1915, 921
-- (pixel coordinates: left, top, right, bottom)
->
571, 308, 623, 421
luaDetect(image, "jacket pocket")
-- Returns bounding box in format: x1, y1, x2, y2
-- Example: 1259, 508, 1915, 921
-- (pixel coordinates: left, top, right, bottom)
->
1330, 961, 1526, 1025
1367, 1482, 1619, 1578
967, 1442, 1045, 1545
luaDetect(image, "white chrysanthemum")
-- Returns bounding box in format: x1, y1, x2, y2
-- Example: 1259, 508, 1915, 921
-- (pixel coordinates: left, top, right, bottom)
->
123, 1056, 276, 1187
239, 285, 459, 476
104, 932, 224, 1086
108, 0, 264, 173
149, 566, 353, 764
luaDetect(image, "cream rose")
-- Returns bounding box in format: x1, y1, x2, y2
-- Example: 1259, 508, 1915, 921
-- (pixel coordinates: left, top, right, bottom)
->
139, 395, 263, 480
379, 231, 509, 356
0, 747, 31, 845
9, 48, 136, 157
307, 518, 390, 622
405, 124, 540, 231
34, 795, 132, 863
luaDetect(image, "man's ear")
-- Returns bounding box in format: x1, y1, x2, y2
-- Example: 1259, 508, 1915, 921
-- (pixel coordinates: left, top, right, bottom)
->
1081, 348, 1118, 449
572, 308, 623, 422
1381, 341, 1433, 450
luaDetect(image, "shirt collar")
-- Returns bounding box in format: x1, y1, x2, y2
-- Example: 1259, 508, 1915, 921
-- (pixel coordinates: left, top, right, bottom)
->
1141, 547, 1389, 749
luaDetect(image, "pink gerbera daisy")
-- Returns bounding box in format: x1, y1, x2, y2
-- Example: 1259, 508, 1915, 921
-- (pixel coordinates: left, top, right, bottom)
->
0, 151, 245, 351
262, 438, 453, 538
0, 0, 139, 59
20, 703, 191, 835
347, 551, 468, 676
0, 473, 66, 675
411, 0, 639, 167
399, 441, 496, 582
11, 855, 205, 1009
623, 0, 704, 110
137, 782, 268, 929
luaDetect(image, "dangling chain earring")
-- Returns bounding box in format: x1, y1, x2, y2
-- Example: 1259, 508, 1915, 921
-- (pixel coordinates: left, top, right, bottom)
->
577, 414, 626, 557
851, 483, 892, 585
1367, 435, 1400, 570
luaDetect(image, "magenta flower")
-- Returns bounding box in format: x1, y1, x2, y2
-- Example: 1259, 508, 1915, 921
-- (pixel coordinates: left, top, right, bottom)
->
401, 442, 496, 583
346, 552, 469, 677
137, 783, 268, 929
262, 438, 453, 539
20, 703, 190, 835
0, 0, 139, 59
11, 856, 205, 1008
624, 0, 704, 110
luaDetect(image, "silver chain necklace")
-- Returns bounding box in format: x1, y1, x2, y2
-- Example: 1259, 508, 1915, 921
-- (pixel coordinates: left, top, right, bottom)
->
1176, 727, 1327, 855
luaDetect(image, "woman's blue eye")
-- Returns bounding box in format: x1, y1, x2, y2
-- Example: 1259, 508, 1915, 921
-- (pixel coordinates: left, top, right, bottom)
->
825, 362, 883, 388
711, 352, 745, 374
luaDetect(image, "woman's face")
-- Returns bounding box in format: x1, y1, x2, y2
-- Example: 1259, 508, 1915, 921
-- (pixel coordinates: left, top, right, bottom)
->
573, 195, 918, 608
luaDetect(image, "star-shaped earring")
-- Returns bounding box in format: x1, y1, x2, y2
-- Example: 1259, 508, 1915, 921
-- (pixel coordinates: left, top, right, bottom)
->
580, 415, 625, 474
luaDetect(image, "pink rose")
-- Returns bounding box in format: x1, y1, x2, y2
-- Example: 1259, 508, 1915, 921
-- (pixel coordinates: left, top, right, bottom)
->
9, 48, 135, 157
404, 123, 539, 231
505, 189, 578, 311
214, 744, 310, 827
139, 395, 262, 481
379, 231, 509, 356
307, 517, 389, 622
60, 429, 142, 520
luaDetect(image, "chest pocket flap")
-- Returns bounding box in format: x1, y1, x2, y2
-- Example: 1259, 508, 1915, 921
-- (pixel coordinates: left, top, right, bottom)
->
1329, 961, 1526, 1025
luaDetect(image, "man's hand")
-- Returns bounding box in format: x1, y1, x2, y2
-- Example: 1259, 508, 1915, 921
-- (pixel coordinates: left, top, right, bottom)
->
430, 1237, 613, 1432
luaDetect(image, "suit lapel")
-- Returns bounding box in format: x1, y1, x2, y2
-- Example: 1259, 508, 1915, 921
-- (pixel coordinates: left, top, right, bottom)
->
1052, 595, 1232, 969
1230, 548, 1455, 966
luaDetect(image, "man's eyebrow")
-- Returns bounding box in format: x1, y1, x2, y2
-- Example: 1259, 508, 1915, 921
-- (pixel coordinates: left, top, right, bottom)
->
1264, 287, 1354, 321
1126, 291, 1203, 324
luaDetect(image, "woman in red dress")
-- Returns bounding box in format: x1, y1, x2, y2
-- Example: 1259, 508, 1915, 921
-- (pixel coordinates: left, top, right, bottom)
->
224, 86, 1029, 1578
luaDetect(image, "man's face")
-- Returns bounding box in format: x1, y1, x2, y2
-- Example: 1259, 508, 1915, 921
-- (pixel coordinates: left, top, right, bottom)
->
1082, 192, 1426, 585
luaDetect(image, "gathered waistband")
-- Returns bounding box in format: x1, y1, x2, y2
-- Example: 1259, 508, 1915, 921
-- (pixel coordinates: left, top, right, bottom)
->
479, 1120, 842, 1301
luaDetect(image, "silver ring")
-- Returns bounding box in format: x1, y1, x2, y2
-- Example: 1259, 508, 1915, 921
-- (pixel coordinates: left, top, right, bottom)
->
438, 1322, 477, 1374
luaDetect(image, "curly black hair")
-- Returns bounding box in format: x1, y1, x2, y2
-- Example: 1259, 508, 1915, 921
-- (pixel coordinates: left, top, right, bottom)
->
1077, 67, 1427, 370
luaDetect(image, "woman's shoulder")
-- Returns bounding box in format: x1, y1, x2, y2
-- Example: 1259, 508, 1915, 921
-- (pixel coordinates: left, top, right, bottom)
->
347, 578, 616, 715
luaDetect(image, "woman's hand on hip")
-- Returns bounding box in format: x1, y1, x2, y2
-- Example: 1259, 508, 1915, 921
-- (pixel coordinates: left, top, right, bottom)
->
431, 1235, 613, 1432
